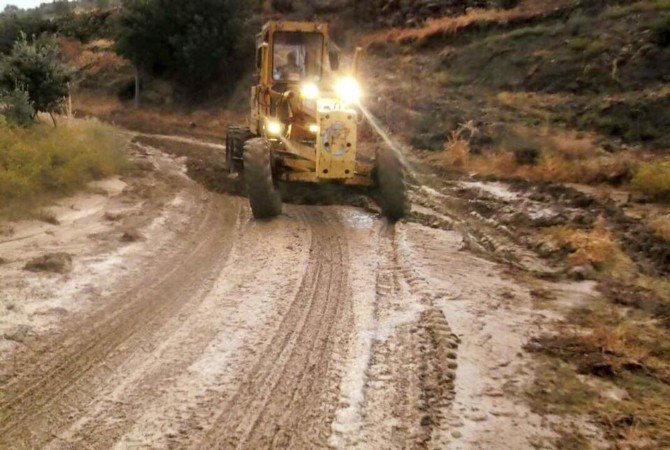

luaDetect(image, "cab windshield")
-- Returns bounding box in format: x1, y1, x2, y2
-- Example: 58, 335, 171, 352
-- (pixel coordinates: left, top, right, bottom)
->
273, 31, 323, 83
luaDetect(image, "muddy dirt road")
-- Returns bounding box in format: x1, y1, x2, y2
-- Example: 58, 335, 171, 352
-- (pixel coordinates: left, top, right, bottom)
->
0, 139, 579, 449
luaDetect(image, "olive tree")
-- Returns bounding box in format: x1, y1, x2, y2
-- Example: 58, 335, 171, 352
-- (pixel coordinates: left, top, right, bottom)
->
0, 34, 73, 124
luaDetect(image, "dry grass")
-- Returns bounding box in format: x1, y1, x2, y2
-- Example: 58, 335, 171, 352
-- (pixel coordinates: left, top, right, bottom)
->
605, 0, 670, 18
73, 91, 240, 141
59, 38, 131, 81
428, 122, 474, 169
632, 158, 670, 201
648, 216, 670, 242
432, 126, 638, 186
363, 0, 572, 47
528, 289, 670, 446
496, 91, 558, 122
0, 117, 130, 218
528, 356, 597, 415
544, 217, 635, 278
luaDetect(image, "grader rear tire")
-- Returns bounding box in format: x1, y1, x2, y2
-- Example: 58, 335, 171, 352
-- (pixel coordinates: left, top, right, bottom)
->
243, 138, 282, 219
375, 147, 409, 222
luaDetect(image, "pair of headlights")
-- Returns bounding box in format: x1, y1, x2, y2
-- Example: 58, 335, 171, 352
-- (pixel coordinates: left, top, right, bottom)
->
266, 77, 361, 136
300, 77, 362, 103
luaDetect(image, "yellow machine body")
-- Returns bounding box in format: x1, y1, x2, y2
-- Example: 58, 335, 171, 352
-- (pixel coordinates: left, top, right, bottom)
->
246, 20, 372, 186
315, 99, 357, 179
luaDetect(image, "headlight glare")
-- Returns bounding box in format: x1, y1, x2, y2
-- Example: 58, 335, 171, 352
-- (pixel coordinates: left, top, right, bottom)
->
335, 77, 361, 103
266, 120, 283, 136
301, 83, 320, 100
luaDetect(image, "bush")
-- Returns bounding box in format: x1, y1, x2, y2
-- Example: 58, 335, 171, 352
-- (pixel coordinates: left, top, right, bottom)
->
0, 8, 55, 54
651, 15, 670, 47
497, 0, 520, 9
0, 34, 73, 118
632, 159, 670, 201
0, 88, 34, 126
116, 0, 251, 86
54, 10, 116, 43
0, 119, 130, 216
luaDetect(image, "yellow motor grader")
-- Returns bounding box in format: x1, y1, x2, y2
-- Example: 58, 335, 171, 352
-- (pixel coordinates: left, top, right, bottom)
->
226, 20, 408, 220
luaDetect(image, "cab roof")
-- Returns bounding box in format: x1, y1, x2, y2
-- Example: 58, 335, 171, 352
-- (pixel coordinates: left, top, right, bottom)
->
261, 20, 329, 36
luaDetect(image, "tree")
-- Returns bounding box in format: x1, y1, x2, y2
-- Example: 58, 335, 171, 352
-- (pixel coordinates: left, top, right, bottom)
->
0, 33, 73, 122
3, 5, 20, 15
116, 0, 251, 87
0, 88, 35, 126
52, 1, 72, 16
0, 9, 53, 54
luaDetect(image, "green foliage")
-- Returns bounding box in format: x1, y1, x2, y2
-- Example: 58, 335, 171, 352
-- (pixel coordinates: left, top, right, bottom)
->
0, 88, 34, 126
53, 1, 72, 15
566, 37, 589, 51
0, 3, 118, 55
496, 0, 520, 9
507, 25, 553, 39
0, 8, 55, 54
651, 15, 670, 47
0, 34, 73, 116
0, 119, 130, 216
575, 95, 670, 146
54, 9, 116, 42
116, 0, 251, 85
632, 159, 670, 201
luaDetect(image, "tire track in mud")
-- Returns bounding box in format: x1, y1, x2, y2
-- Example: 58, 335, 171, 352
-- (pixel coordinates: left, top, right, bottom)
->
0, 188, 242, 448
46, 207, 285, 449
200, 207, 352, 449
407, 183, 556, 277
355, 225, 459, 448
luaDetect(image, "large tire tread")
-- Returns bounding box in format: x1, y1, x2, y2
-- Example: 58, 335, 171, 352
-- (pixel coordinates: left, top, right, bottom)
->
244, 138, 282, 219
375, 147, 409, 222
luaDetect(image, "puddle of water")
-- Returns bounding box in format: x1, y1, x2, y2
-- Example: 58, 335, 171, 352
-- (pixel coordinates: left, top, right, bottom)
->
459, 181, 520, 202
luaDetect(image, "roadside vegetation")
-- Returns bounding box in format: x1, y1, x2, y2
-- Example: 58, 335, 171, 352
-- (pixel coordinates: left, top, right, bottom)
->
0, 20, 129, 220
116, 0, 252, 88
0, 34, 73, 124
360, 1, 670, 447
365, 0, 670, 203
0, 118, 130, 219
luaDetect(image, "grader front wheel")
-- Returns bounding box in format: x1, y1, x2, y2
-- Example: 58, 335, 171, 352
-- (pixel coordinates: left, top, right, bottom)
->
375, 147, 409, 222
243, 138, 283, 219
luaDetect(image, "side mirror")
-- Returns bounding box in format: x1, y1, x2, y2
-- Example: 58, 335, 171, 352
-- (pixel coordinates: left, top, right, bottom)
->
329, 50, 340, 71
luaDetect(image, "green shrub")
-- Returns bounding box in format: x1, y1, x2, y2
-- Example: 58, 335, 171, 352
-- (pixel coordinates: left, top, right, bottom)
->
497, 0, 520, 9
566, 37, 590, 52
0, 88, 34, 126
651, 15, 670, 47
0, 119, 130, 216
116, 0, 251, 85
632, 159, 670, 201
0, 34, 73, 118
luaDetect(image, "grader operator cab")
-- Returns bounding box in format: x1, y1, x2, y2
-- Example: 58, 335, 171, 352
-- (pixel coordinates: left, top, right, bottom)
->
226, 21, 408, 220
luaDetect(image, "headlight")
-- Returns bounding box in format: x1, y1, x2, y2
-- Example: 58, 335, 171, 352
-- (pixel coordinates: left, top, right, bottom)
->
266, 120, 283, 136
335, 77, 361, 103
301, 83, 319, 100
308, 124, 319, 134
